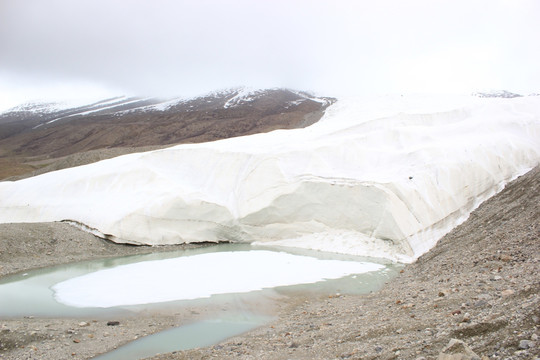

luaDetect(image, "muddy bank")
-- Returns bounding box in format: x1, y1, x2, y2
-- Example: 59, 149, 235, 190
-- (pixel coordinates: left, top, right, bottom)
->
0, 166, 539, 359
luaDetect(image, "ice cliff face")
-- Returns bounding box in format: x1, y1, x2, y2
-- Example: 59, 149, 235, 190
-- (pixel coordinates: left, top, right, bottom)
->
0, 94, 539, 262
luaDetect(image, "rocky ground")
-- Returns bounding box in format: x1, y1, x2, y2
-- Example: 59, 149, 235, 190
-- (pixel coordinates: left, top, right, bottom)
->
0, 222, 199, 278
0, 166, 538, 360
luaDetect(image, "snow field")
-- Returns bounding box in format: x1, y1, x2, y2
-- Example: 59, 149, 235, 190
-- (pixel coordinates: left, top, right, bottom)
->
0, 94, 539, 262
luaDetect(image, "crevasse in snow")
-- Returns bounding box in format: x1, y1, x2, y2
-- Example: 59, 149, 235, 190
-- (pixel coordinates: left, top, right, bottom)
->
0, 94, 539, 263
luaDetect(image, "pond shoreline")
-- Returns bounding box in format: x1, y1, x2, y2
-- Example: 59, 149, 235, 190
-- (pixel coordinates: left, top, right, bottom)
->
0, 225, 296, 359
0, 222, 210, 279
1, 166, 539, 359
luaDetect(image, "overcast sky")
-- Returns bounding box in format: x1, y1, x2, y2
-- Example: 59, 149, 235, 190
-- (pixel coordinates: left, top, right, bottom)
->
1, 0, 539, 109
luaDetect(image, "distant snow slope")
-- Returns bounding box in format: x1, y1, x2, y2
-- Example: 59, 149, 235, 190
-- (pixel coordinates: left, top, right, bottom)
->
222, 87, 332, 109
0, 94, 538, 262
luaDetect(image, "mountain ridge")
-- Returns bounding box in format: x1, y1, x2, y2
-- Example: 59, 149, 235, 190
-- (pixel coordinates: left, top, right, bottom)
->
0, 88, 335, 180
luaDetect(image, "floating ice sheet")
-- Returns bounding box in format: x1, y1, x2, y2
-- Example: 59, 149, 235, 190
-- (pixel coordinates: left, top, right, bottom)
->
52, 250, 384, 307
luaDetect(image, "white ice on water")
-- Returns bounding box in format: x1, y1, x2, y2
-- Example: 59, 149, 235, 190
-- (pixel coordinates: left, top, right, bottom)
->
52, 250, 384, 307
0, 94, 539, 262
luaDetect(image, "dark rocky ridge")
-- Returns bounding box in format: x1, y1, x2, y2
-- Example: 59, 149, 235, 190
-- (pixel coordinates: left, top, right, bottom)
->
471, 90, 523, 98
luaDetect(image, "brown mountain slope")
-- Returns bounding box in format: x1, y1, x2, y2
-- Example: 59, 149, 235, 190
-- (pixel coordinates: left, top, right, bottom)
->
0, 89, 334, 180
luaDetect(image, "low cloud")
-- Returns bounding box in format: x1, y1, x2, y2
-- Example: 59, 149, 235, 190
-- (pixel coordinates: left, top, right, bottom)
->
1, 0, 539, 107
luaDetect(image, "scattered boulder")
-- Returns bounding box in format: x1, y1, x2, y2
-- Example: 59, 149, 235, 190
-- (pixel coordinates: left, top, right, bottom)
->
438, 339, 481, 360
518, 339, 534, 349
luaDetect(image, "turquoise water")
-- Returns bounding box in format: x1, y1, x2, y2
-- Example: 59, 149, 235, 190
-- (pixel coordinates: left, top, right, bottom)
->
0, 244, 399, 317
92, 315, 270, 360
0, 243, 400, 359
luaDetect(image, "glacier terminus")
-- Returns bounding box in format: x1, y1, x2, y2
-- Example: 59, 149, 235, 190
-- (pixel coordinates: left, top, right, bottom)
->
0, 94, 538, 263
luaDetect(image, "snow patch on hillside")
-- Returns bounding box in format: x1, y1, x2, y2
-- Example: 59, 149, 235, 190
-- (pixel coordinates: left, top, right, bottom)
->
44, 97, 136, 124
223, 87, 267, 108
3, 101, 86, 116
0, 95, 130, 116
289, 89, 334, 106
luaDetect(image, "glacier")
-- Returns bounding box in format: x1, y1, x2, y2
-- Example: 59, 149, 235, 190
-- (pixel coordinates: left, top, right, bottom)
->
0, 94, 539, 263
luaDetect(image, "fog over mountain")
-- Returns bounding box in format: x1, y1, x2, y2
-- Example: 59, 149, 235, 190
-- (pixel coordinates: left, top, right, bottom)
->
1, 0, 539, 110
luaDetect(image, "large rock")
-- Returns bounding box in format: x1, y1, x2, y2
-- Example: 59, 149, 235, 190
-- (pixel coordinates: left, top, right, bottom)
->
438, 339, 481, 360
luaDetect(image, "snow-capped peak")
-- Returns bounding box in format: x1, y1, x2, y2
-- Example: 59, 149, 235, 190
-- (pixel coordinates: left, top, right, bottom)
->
223, 87, 267, 108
